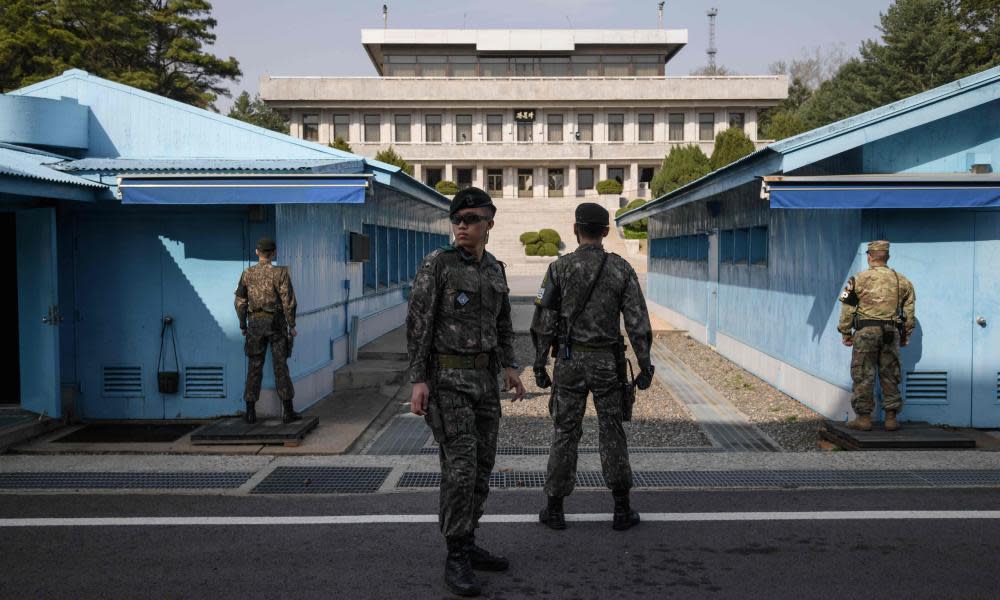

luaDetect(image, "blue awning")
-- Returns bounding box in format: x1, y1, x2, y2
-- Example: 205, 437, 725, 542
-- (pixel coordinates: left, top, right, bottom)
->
766, 176, 1000, 209
118, 174, 369, 205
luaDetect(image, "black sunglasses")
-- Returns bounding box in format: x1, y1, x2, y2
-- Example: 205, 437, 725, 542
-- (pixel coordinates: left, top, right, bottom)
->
450, 214, 490, 226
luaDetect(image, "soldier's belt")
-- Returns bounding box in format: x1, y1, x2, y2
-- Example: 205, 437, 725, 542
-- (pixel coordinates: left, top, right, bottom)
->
856, 319, 895, 329
436, 353, 492, 369
568, 342, 616, 354
249, 310, 279, 319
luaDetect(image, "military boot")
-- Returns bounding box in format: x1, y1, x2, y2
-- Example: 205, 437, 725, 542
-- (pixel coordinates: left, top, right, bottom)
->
846, 414, 872, 431
612, 492, 640, 531
539, 496, 566, 530
444, 538, 481, 597
884, 410, 900, 432
465, 535, 509, 572
281, 398, 301, 423
244, 402, 257, 424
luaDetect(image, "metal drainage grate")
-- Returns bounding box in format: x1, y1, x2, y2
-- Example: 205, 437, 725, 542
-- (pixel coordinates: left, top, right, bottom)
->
421, 446, 722, 456
0, 472, 252, 489
398, 471, 606, 489
366, 417, 432, 455
397, 470, 1000, 490
251, 467, 391, 494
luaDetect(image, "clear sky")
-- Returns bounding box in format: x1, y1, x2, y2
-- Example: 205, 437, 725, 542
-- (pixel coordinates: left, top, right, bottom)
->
209, 0, 895, 110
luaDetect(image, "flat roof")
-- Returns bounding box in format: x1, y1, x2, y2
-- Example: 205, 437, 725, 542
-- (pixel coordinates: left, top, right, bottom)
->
361, 29, 688, 74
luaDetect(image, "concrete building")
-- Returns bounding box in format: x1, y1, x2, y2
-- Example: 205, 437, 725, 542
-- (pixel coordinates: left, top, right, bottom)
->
261, 29, 788, 200
1, 69, 448, 422
618, 66, 1000, 428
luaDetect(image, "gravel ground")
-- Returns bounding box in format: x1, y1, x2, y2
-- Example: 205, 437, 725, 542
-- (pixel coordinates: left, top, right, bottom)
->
497, 336, 711, 448
659, 334, 825, 452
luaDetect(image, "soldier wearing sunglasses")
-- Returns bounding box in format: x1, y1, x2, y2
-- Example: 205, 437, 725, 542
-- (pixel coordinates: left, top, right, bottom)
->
407, 186, 525, 597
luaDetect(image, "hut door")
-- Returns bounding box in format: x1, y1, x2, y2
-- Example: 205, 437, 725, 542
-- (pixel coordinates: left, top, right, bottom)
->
972, 213, 1000, 427
16, 208, 61, 418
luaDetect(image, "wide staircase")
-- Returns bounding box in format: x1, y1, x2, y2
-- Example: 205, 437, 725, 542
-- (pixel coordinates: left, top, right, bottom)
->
490, 197, 646, 277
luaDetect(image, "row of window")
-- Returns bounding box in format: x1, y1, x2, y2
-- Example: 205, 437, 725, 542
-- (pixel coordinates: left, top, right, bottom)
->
302, 111, 747, 144
648, 227, 769, 266
721, 227, 768, 265
420, 166, 658, 197
382, 54, 664, 78
649, 235, 710, 261
361, 225, 449, 291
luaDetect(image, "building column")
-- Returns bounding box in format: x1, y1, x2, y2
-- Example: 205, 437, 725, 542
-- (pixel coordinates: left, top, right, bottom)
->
475, 164, 485, 189
319, 110, 331, 144
535, 166, 546, 199
566, 163, 578, 198
444, 163, 454, 182
598, 163, 608, 184
504, 166, 515, 198
413, 163, 423, 183
629, 163, 640, 198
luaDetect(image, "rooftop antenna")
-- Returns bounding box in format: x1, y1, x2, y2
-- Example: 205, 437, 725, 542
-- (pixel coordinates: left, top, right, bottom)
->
706, 8, 718, 71
382, 4, 388, 29
658, 2, 665, 29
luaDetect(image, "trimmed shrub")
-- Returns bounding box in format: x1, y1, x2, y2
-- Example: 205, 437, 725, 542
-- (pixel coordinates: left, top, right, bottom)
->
328, 137, 352, 152
538, 242, 559, 256
373, 146, 414, 176
538, 228, 561, 245
596, 179, 623, 195
520, 231, 541, 245
435, 180, 459, 195
651, 145, 710, 198
525, 242, 542, 256
615, 199, 647, 239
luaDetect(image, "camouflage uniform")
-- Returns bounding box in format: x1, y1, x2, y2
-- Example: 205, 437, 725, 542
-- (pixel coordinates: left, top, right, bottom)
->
531, 244, 652, 498
407, 245, 516, 543
838, 264, 916, 415
234, 263, 297, 405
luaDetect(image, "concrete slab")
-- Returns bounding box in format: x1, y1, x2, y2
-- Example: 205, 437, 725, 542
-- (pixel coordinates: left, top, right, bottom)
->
357, 326, 407, 360
822, 420, 978, 450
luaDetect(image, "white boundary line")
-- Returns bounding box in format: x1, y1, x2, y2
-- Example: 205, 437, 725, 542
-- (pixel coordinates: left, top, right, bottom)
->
3, 511, 1000, 527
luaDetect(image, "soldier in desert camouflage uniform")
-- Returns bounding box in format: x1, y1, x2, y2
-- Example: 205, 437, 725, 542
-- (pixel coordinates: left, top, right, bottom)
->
234, 236, 300, 424
531, 203, 655, 532
838, 240, 916, 432
407, 187, 525, 598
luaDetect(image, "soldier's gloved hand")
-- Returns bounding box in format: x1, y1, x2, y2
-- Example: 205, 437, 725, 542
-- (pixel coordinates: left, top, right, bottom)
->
534, 367, 552, 389
635, 365, 655, 391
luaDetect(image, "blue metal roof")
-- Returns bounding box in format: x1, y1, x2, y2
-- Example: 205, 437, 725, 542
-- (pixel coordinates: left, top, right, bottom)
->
617, 64, 1000, 225
54, 158, 365, 174
0, 144, 106, 188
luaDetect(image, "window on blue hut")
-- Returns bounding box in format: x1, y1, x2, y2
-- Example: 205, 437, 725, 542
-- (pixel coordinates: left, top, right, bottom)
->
391, 228, 402, 284
734, 228, 750, 264
377, 226, 390, 287
363, 224, 377, 292
698, 235, 709, 261
750, 226, 768, 266
720, 229, 734, 263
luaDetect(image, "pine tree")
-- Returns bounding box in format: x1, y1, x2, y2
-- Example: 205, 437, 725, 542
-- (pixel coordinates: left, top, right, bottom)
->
709, 128, 756, 171
651, 145, 711, 198
373, 146, 414, 176
329, 137, 352, 152
227, 91, 289, 133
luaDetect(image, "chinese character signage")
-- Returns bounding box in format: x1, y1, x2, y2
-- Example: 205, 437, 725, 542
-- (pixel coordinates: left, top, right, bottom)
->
514, 110, 536, 123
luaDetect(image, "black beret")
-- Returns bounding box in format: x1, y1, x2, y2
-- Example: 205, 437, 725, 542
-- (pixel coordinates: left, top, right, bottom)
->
449, 187, 496, 216
256, 236, 276, 251
575, 202, 609, 226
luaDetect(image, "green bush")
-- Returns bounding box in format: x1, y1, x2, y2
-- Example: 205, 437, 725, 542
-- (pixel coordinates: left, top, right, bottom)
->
622, 227, 647, 240
616, 199, 648, 238
596, 179, 623, 195
435, 180, 459, 195
373, 146, 414, 176
519, 231, 540, 245
709, 127, 756, 171
524, 242, 541, 256
538, 242, 559, 256
538, 228, 561, 245
328, 137, 352, 152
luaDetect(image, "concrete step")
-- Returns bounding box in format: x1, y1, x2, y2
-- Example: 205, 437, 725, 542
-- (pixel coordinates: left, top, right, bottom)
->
0, 415, 63, 453
334, 359, 407, 390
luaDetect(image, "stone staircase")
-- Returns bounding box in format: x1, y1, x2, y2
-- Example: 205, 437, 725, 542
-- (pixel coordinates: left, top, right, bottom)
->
489, 197, 646, 276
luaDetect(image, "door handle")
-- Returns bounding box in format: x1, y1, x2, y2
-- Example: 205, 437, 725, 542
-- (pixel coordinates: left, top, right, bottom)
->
977, 316, 987, 328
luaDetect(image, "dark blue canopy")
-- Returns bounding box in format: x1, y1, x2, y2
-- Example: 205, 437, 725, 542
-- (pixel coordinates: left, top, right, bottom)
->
768, 178, 1000, 209
119, 175, 369, 205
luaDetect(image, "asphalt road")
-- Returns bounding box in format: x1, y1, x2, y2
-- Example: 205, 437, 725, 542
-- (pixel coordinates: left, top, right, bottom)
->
2, 488, 999, 599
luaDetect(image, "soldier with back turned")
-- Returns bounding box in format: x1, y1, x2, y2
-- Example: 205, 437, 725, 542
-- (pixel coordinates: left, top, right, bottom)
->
838, 240, 916, 431
531, 202, 655, 532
